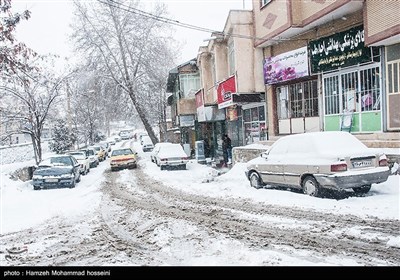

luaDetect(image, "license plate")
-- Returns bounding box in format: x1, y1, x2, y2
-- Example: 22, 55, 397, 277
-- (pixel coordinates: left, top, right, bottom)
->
352, 160, 372, 168
45, 178, 59, 183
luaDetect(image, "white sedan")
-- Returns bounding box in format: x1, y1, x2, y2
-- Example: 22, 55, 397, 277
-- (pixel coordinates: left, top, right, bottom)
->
150, 142, 172, 163
67, 151, 90, 175
245, 131, 390, 197
154, 143, 189, 170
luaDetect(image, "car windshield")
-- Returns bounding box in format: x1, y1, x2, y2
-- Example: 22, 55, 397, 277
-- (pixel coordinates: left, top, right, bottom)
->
69, 152, 85, 160
112, 149, 134, 156
40, 156, 72, 167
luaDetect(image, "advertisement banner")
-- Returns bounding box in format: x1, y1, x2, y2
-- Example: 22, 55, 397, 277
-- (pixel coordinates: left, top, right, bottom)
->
226, 106, 238, 121
195, 89, 204, 108
263, 46, 309, 85
179, 115, 195, 127
197, 106, 225, 122
217, 75, 236, 109
308, 25, 372, 73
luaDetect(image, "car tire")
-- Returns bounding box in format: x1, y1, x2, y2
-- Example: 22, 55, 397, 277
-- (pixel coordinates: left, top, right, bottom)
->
302, 176, 321, 197
160, 165, 165, 170
352, 185, 371, 194
33, 185, 40, 190
249, 172, 263, 189
69, 180, 76, 189
76, 173, 81, 183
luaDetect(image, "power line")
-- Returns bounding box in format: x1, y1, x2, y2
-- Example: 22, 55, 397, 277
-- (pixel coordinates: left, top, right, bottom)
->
96, 0, 267, 41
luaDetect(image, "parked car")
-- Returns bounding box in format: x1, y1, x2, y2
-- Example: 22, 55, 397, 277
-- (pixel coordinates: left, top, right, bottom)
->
32, 155, 81, 190
107, 138, 116, 145
245, 131, 391, 197
141, 135, 154, 152
99, 141, 111, 157
110, 147, 137, 171
91, 145, 106, 161
67, 150, 90, 175
150, 142, 172, 163
154, 143, 189, 170
119, 130, 132, 140
80, 147, 99, 168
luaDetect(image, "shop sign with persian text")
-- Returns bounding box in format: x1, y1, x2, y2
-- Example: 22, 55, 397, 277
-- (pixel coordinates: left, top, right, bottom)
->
308, 25, 372, 73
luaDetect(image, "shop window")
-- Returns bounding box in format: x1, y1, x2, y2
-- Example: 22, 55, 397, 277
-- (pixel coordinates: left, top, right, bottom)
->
303, 80, 318, 117
251, 107, 259, 121
277, 86, 289, 119
341, 72, 358, 112
259, 106, 265, 121
360, 67, 381, 111
324, 76, 340, 115
280, 80, 318, 119
289, 84, 302, 118
243, 105, 267, 144
324, 66, 381, 115
243, 109, 251, 122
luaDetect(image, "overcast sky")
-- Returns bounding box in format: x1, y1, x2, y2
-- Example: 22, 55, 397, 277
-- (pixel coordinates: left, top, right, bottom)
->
12, 0, 253, 64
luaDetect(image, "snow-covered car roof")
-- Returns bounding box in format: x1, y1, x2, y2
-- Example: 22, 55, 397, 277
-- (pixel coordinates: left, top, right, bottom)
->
157, 144, 187, 158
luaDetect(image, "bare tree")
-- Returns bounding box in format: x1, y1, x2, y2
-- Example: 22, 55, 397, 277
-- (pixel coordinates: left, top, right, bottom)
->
71, 0, 175, 144
0, 58, 73, 164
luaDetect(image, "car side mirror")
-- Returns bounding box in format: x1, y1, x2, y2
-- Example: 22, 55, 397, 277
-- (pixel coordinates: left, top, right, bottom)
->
261, 152, 268, 159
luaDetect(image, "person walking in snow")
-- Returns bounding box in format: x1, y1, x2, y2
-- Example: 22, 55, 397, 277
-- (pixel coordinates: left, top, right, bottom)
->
222, 134, 232, 166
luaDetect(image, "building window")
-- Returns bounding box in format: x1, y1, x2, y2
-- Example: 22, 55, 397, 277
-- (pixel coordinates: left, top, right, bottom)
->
261, 0, 272, 8
277, 86, 289, 119
243, 105, 267, 144
323, 65, 381, 115
179, 73, 201, 98
277, 80, 318, 120
324, 76, 339, 115
228, 40, 235, 76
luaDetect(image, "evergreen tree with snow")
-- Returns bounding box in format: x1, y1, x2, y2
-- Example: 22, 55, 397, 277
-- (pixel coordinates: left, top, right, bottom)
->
49, 120, 75, 154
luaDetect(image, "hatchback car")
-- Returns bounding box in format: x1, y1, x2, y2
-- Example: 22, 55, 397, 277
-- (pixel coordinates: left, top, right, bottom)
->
32, 155, 81, 190
110, 147, 137, 171
245, 131, 390, 197
154, 143, 189, 170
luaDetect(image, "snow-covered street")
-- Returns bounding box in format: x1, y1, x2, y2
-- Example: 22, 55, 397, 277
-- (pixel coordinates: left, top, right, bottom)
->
1, 140, 399, 266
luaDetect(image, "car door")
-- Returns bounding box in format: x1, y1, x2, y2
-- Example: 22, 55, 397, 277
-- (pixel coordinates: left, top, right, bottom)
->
258, 152, 285, 185
257, 140, 288, 185
71, 156, 80, 181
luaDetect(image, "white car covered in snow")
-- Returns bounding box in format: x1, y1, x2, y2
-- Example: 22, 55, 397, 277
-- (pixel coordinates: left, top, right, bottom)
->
245, 131, 390, 197
67, 150, 90, 175
154, 143, 189, 170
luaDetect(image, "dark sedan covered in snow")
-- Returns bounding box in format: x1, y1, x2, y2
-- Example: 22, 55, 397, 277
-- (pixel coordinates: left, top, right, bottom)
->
32, 155, 81, 190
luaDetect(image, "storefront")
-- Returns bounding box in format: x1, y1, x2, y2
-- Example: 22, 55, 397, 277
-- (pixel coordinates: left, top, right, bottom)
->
264, 46, 319, 135
195, 89, 226, 162
217, 75, 265, 146
309, 25, 382, 133
385, 43, 400, 131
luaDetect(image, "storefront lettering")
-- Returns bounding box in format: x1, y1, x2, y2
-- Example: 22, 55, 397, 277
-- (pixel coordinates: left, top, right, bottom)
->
311, 29, 364, 56
308, 25, 373, 73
